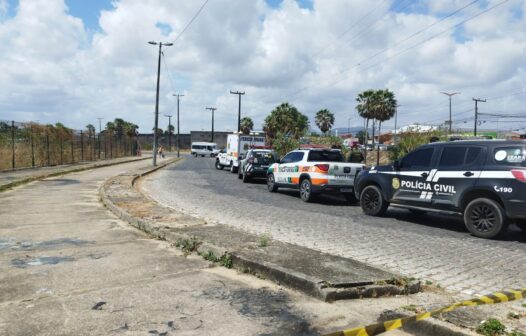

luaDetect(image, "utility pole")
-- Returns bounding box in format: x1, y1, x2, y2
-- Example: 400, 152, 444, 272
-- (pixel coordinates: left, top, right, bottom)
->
206, 107, 217, 142
473, 97, 486, 136
393, 107, 398, 145
97, 117, 103, 159
172, 94, 184, 158
230, 90, 245, 132
164, 114, 172, 151
441, 92, 460, 134
148, 41, 173, 166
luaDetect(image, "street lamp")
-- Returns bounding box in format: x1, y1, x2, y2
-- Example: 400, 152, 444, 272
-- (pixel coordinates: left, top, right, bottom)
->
172, 94, 184, 158
148, 41, 173, 166
440, 92, 460, 134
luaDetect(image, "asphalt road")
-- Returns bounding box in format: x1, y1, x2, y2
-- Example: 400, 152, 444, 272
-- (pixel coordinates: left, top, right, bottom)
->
142, 155, 526, 297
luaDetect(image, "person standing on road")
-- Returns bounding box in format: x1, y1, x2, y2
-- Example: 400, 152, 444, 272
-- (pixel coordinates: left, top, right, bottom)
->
158, 145, 164, 159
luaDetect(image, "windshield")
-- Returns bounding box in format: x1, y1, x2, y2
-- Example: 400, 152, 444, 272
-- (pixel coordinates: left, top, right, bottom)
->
252, 151, 275, 164
307, 150, 344, 162
493, 146, 526, 167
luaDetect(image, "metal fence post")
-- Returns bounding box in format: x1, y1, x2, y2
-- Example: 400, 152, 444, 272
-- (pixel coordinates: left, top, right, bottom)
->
80, 131, 84, 161
70, 134, 74, 163
60, 137, 63, 165
11, 120, 15, 170
30, 123, 35, 168
46, 130, 50, 166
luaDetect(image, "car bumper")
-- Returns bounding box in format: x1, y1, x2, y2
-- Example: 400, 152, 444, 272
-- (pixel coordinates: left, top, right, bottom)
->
505, 199, 526, 219
311, 184, 355, 194
245, 168, 268, 178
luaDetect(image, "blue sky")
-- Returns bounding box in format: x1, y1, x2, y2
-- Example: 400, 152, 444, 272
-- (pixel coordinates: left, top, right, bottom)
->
0, 0, 524, 132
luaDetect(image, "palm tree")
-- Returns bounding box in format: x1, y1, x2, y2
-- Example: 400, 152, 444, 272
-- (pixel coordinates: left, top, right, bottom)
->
371, 89, 397, 165
240, 117, 254, 134
124, 122, 139, 156
105, 122, 116, 157
315, 109, 335, 135
356, 90, 376, 164
263, 102, 309, 145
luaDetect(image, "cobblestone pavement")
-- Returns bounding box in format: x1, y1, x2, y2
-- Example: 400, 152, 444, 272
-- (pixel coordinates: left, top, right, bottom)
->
142, 156, 526, 298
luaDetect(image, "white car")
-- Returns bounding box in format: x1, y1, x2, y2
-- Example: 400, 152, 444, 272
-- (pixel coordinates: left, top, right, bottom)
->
191, 142, 220, 157
267, 148, 364, 202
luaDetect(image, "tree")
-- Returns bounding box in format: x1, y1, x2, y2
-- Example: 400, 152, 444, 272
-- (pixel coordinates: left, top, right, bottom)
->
263, 102, 309, 145
356, 130, 366, 145
85, 124, 96, 137
240, 117, 254, 135
356, 90, 376, 164
315, 109, 335, 135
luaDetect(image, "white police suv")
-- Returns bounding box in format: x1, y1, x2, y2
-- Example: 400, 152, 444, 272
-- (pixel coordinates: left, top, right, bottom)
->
355, 140, 526, 239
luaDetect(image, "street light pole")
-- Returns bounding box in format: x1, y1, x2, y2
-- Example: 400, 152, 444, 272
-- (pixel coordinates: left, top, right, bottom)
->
164, 114, 172, 151
173, 94, 184, 158
473, 97, 486, 136
440, 92, 460, 134
230, 90, 245, 132
149, 41, 173, 166
206, 107, 217, 142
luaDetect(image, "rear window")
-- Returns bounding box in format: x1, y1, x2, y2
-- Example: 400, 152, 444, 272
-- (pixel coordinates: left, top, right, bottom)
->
307, 150, 344, 162
253, 151, 275, 164
493, 146, 526, 167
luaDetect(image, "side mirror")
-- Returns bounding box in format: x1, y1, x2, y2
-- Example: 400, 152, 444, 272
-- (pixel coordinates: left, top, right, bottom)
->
393, 160, 400, 170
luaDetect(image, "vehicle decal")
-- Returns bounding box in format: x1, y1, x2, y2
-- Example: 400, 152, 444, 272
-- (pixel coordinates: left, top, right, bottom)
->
392, 178, 400, 189
312, 178, 329, 185
291, 177, 300, 184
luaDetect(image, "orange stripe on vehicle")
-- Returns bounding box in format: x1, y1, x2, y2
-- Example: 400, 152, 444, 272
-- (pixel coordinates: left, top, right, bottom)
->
311, 178, 328, 185
291, 177, 300, 184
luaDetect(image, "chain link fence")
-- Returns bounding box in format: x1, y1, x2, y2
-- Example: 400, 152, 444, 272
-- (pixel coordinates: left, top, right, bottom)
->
0, 120, 139, 171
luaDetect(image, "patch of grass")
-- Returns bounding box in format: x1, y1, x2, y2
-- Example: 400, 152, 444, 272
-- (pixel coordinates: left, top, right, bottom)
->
176, 236, 202, 255
425, 280, 433, 286
259, 235, 270, 247
522, 303, 526, 308
198, 250, 232, 269
508, 330, 526, 336
476, 318, 506, 336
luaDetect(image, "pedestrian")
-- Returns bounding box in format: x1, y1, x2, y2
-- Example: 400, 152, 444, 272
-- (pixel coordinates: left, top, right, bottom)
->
158, 145, 164, 159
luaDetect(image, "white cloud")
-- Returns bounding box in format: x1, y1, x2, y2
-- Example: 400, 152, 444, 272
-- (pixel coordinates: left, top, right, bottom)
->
0, 0, 524, 134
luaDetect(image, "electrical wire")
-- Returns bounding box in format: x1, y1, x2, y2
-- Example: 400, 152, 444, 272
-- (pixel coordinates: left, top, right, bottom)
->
171, 0, 210, 44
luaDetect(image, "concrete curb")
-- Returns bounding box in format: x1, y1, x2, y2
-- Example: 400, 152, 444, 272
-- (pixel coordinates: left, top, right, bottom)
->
99, 160, 423, 301
0, 156, 151, 192
99, 160, 475, 336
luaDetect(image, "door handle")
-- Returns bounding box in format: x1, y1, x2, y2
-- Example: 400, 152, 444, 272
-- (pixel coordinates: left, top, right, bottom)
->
421, 172, 428, 178
464, 171, 474, 177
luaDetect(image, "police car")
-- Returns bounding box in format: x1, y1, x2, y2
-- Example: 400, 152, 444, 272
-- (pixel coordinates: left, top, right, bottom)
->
267, 148, 363, 202
238, 148, 277, 182
355, 140, 526, 239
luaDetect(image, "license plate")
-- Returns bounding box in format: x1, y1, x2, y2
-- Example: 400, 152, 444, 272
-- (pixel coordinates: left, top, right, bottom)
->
341, 188, 353, 192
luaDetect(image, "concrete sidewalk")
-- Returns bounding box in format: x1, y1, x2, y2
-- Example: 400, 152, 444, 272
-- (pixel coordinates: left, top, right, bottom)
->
0, 158, 423, 335
0, 155, 150, 191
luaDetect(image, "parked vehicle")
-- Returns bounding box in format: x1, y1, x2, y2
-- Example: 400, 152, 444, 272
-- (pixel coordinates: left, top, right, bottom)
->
238, 148, 278, 182
267, 148, 364, 203
191, 142, 220, 157
355, 140, 526, 239
215, 133, 266, 172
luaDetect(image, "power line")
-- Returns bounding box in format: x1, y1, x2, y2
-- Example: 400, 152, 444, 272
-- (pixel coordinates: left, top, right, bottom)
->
171, 0, 210, 44
289, 0, 510, 100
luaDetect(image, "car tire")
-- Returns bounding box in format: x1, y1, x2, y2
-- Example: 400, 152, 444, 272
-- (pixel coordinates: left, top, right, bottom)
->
230, 161, 237, 174
515, 219, 526, 231
267, 174, 278, 192
360, 185, 388, 216
300, 179, 314, 202
344, 193, 358, 204
242, 171, 250, 183
464, 198, 508, 239
238, 169, 243, 179
215, 160, 224, 170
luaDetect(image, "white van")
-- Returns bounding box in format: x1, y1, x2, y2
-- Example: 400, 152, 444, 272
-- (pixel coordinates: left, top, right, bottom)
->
191, 142, 220, 157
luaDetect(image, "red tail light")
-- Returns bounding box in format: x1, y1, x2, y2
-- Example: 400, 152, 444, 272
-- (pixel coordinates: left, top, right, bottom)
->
315, 164, 329, 172
511, 169, 526, 182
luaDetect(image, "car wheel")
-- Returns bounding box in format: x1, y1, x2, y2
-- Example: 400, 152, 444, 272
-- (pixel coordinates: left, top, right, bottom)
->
515, 219, 526, 231
267, 174, 278, 192
242, 171, 250, 183
229, 161, 236, 173
360, 185, 388, 216
344, 193, 358, 204
300, 179, 314, 202
238, 169, 243, 179
215, 160, 224, 170
464, 198, 508, 239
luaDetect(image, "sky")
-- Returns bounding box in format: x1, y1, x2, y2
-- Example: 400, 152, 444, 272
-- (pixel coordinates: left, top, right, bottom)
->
0, 0, 525, 134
